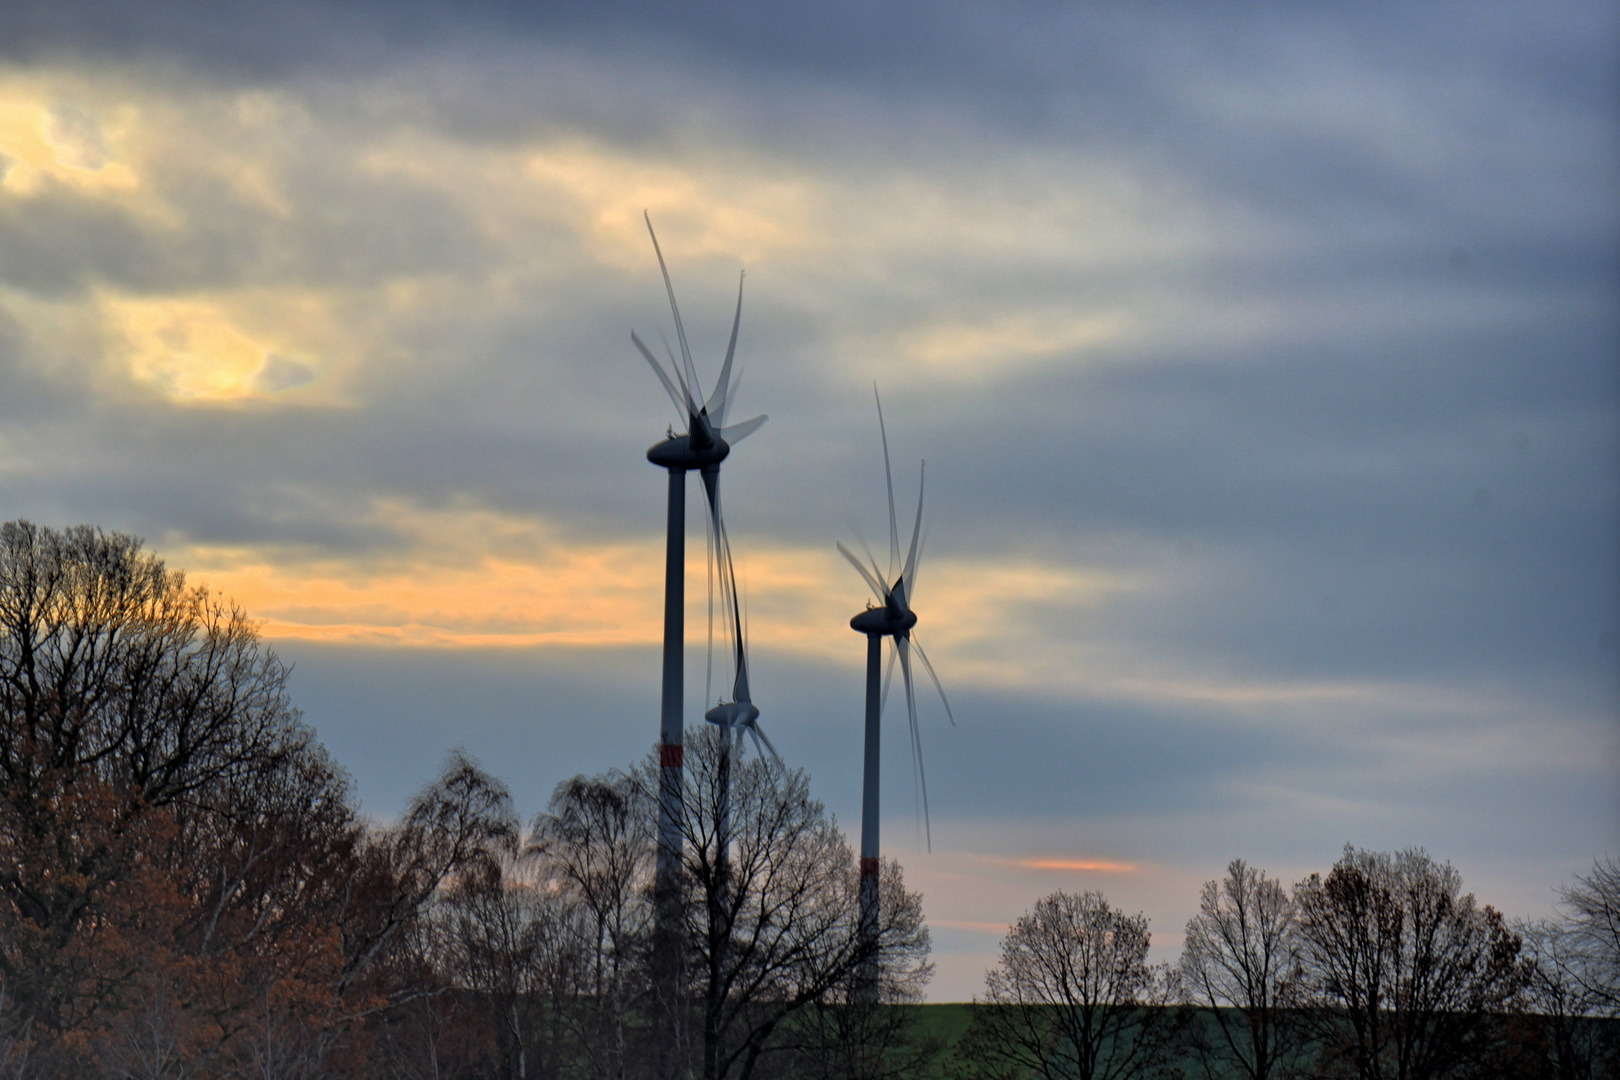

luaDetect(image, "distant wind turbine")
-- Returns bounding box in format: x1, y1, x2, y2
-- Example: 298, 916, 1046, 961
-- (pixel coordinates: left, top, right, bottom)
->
703, 504, 782, 907
838, 386, 954, 1001
703, 516, 782, 770
633, 213, 767, 954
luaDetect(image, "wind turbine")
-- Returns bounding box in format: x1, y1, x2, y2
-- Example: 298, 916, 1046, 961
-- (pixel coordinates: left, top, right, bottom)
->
703, 514, 782, 771
702, 504, 782, 909
632, 213, 767, 954
838, 387, 954, 1000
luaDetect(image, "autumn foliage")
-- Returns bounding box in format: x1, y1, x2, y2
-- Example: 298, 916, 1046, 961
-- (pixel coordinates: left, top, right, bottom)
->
0, 522, 514, 1078
0, 522, 934, 1080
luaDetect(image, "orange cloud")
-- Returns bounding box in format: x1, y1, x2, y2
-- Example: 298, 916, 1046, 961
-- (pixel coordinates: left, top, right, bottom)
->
178, 541, 667, 649
1012, 857, 1138, 873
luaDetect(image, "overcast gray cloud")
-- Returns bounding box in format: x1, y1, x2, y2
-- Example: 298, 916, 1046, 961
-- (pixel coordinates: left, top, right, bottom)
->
0, 0, 1614, 999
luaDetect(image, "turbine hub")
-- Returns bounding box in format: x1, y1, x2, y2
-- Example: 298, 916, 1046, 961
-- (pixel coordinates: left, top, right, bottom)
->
849, 606, 917, 637
705, 700, 760, 727
647, 433, 730, 470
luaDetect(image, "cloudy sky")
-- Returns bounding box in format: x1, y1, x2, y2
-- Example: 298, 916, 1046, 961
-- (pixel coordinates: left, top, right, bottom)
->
2, 0, 1616, 999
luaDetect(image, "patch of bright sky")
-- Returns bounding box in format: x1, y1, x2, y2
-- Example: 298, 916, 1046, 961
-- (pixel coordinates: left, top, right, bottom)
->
102, 291, 331, 400
0, 83, 139, 195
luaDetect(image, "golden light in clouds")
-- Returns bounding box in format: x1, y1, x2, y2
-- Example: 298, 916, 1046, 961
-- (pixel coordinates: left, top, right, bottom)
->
167, 499, 1143, 671
898, 309, 1131, 376
106, 295, 285, 400
168, 500, 1453, 722
524, 141, 818, 270
174, 504, 670, 648
0, 89, 139, 196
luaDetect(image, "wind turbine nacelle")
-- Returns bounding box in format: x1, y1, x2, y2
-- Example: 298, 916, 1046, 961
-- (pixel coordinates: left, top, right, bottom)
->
705, 700, 760, 727
850, 606, 917, 637
647, 433, 730, 471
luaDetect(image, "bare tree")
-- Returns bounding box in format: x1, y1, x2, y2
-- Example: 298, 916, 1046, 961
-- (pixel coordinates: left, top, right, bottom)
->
1519, 919, 1617, 1080
1516, 858, 1620, 1080
528, 770, 654, 1080
95, 973, 198, 1080
370, 990, 477, 1080
433, 856, 577, 1080
338, 749, 520, 995
1559, 857, 1620, 1015
1294, 846, 1531, 1080
0, 981, 35, 1080
230, 988, 334, 1080
784, 858, 939, 1080
1181, 859, 1307, 1080
665, 727, 930, 1080
956, 889, 1180, 1080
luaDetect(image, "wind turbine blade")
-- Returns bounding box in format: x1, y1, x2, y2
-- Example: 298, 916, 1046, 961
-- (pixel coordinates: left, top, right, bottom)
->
880, 637, 897, 716
699, 470, 728, 698
898, 637, 932, 852
751, 724, 784, 767
657, 330, 698, 414
838, 542, 886, 601
716, 513, 748, 690
731, 618, 750, 704
725, 361, 746, 419
910, 524, 929, 601
718, 414, 767, 445
910, 636, 956, 727
632, 332, 689, 424
844, 516, 889, 599
875, 384, 901, 581
704, 480, 715, 711
644, 212, 702, 409
903, 461, 925, 591
707, 270, 745, 425
735, 574, 752, 704
700, 465, 722, 522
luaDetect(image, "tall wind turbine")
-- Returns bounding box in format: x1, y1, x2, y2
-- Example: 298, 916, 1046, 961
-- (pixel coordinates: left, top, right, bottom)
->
632, 213, 767, 952
838, 387, 954, 1000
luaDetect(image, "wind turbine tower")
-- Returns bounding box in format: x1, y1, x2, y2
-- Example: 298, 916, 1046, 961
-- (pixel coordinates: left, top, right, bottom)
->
632, 214, 766, 963
838, 388, 954, 1001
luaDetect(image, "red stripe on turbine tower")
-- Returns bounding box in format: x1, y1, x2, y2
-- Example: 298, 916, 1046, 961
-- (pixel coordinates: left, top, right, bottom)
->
660, 744, 684, 768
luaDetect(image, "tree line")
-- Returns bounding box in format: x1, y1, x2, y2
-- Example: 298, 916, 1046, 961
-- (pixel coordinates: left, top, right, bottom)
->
0, 521, 1613, 1080
959, 852, 1618, 1080
0, 522, 928, 1080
